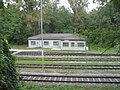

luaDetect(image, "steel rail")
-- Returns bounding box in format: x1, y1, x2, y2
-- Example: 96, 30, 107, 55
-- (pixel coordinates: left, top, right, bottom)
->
16, 64, 120, 69
20, 74, 120, 84
16, 57, 120, 60
16, 64, 120, 66
15, 51, 120, 56
17, 59, 120, 62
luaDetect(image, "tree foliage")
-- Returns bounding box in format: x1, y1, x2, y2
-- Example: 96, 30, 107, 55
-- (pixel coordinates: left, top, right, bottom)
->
0, 0, 76, 44
0, 1, 19, 89
68, 0, 88, 33
83, 1, 120, 49
0, 2, 29, 44
0, 36, 19, 90
0, 0, 120, 52
44, 6, 74, 33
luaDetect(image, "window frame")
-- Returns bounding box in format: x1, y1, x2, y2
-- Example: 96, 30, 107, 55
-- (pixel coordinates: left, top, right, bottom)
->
71, 42, 75, 47
63, 42, 69, 47
44, 41, 49, 46
53, 41, 59, 46
31, 41, 36, 45
78, 42, 84, 47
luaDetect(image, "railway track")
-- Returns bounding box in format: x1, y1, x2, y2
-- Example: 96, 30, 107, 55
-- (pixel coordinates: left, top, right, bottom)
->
15, 51, 120, 56
17, 57, 120, 62
16, 64, 120, 69
39, 59, 120, 62
17, 59, 120, 62
20, 73, 120, 84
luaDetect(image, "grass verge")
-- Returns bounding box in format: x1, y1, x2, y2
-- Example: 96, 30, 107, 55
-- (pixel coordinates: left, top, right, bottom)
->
10, 44, 119, 53
16, 59, 120, 65
17, 68, 120, 74
19, 82, 120, 90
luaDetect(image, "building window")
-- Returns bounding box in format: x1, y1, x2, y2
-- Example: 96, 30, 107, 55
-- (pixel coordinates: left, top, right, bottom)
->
63, 42, 69, 47
44, 41, 49, 45
71, 42, 75, 47
78, 43, 84, 47
53, 41, 59, 46
31, 41, 36, 45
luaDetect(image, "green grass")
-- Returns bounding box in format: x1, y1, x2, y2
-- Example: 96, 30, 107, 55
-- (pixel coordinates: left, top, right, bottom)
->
10, 44, 29, 49
17, 67, 120, 74
16, 60, 41, 64
88, 44, 118, 53
16, 59, 120, 65
10, 44, 119, 53
19, 82, 120, 90
17, 68, 120, 74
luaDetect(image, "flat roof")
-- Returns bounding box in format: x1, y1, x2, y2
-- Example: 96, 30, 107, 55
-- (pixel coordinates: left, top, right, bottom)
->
28, 34, 85, 41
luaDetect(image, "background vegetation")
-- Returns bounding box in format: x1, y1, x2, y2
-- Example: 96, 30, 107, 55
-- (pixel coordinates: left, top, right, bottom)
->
0, 0, 120, 89
0, 36, 19, 90
0, 0, 119, 52
0, 3, 19, 90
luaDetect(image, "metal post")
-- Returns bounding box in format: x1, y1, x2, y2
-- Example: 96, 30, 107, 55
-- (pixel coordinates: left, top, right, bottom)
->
40, 0, 44, 70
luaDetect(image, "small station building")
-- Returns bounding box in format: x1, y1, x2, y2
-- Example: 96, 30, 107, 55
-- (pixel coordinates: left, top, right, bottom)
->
28, 33, 88, 50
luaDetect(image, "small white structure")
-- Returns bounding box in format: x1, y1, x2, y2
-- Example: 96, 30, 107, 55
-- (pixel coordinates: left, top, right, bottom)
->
28, 33, 88, 50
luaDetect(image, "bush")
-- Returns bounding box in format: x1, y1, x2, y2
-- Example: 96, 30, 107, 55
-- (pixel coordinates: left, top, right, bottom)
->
0, 36, 19, 90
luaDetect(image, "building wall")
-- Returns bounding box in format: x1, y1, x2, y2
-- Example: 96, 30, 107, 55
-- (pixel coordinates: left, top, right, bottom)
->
28, 40, 38, 48
28, 40, 61, 48
43, 40, 60, 48
28, 39, 87, 50
60, 40, 86, 50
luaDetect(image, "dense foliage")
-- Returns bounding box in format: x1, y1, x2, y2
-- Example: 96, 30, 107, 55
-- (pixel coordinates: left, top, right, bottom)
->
0, 0, 120, 51
83, 2, 120, 51
0, 2, 19, 89
0, 36, 19, 90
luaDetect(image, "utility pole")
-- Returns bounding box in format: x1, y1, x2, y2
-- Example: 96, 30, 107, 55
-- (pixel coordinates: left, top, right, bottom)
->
40, 0, 44, 70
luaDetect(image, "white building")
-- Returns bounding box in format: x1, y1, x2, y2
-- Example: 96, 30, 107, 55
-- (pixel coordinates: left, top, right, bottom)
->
28, 33, 87, 50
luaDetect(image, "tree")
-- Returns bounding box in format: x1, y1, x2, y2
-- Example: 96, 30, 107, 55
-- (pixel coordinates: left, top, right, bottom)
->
0, 3, 29, 44
83, 1, 120, 49
0, 36, 19, 90
0, 1, 19, 89
93, 0, 120, 11
0, 0, 4, 9
44, 6, 74, 33
68, 0, 88, 33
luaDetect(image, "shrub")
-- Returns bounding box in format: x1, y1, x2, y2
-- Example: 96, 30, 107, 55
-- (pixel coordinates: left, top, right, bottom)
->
0, 36, 19, 90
